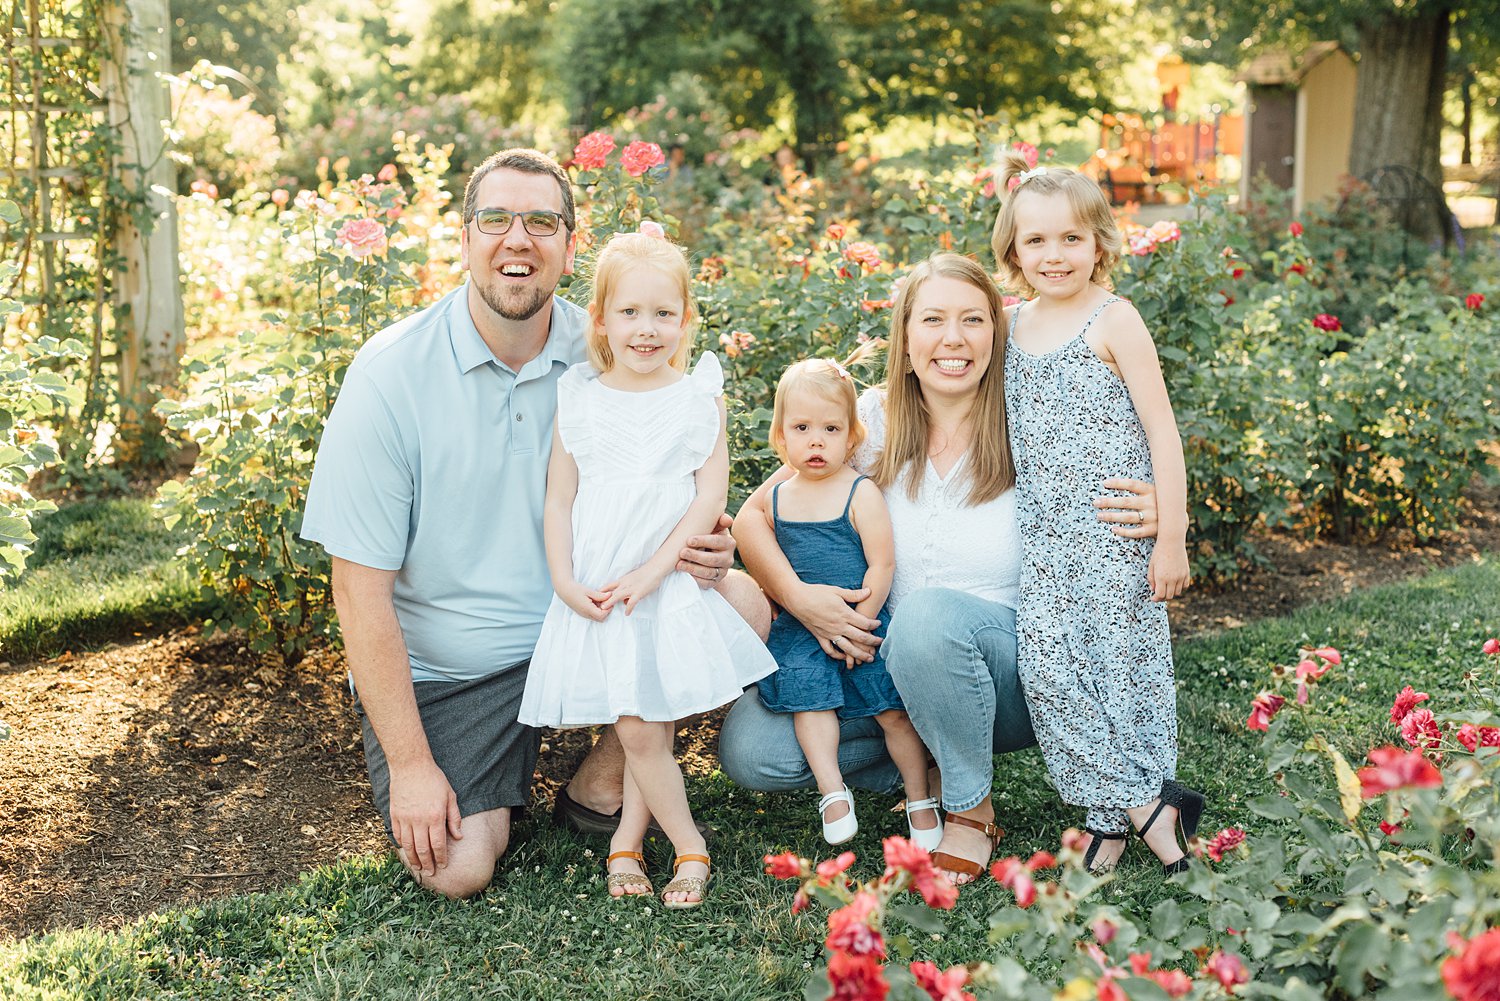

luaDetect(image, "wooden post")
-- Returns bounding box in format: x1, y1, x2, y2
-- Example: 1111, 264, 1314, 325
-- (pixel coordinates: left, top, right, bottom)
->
101, 0, 183, 463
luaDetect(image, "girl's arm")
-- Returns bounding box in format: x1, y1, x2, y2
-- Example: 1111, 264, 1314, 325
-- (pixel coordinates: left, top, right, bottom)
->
603, 398, 731, 614
734, 467, 881, 662
544, 421, 610, 621
845, 478, 895, 668
1099, 304, 1191, 601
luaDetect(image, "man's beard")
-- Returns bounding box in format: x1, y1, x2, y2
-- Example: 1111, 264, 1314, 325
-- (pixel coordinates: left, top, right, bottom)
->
475, 276, 550, 322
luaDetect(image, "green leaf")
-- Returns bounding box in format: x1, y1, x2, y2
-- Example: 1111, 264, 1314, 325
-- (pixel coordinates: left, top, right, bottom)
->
888, 902, 945, 935
1335, 922, 1386, 996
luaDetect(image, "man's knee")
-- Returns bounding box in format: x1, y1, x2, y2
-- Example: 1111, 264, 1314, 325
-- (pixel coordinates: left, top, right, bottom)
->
720, 570, 772, 641
404, 808, 510, 900
719, 695, 809, 790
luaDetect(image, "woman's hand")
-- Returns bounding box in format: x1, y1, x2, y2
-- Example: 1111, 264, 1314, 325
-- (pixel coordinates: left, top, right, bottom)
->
1094, 477, 1159, 538
785, 582, 881, 664
677, 513, 736, 589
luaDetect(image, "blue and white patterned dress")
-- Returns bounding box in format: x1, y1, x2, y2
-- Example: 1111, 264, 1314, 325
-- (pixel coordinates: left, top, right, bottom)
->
1004, 298, 1177, 834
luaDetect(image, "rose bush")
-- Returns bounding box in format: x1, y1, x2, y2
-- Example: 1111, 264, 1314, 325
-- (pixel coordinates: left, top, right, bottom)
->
771, 640, 1500, 1000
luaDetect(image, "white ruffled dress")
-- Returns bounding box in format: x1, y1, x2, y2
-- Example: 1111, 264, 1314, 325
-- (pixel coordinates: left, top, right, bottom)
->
519, 353, 776, 727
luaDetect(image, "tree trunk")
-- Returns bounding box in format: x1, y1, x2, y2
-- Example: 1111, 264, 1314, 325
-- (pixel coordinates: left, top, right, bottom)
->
1347, 4, 1453, 237
102, 0, 185, 467
1460, 69, 1473, 165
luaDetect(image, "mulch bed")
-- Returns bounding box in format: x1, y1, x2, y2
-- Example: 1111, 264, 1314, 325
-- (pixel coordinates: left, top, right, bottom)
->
2, 483, 1496, 941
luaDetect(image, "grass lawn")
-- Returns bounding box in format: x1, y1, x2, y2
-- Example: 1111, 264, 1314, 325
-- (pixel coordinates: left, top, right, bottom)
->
0, 497, 211, 664
1, 555, 1494, 1000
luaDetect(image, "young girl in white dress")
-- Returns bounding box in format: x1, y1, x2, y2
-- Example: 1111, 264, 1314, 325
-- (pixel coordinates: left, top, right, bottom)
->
519, 228, 776, 908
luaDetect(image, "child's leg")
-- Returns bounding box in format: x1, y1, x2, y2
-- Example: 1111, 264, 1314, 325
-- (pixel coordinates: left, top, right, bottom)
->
793, 710, 849, 822
876, 710, 938, 834
605, 765, 653, 896
613, 715, 708, 904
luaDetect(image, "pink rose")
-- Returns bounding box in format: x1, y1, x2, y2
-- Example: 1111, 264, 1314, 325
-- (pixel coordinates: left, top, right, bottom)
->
1358, 745, 1442, 798
572, 131, 616, 170
1203, 827, 1247, 863
1390, 685, 1430, 724
1398, 708, 1442, 750
1204, 951, 1249, 992
842, 241, 883, 271
1483, 638, 1499, 655
377, 163, 398, 182
271, 188, 290, 207
1148, 220, 1181, 243
335, 217, 388, 258
621, 140, 665, 177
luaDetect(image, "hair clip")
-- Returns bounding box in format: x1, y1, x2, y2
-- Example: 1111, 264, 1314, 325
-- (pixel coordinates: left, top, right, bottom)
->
1016, 166, 1047, 186
825, 359, 851, 381
638, 220, 666, 239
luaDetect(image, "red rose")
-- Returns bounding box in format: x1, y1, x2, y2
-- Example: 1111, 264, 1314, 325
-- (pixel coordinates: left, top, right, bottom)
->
1390, 685, 1430, 724
827, 950, 890, 1001
1442, 928, 1500, 1001
1313, 313, 1341, 332
1399, 708, 1442, 750
826, 893, 886, 958
1287, 262, 1306, 276
1203, 827, 1247, 863
763, 851, 806, 879
817, 850, 857, 880
1483, 638, 1499, 655
1457, 724, 1500, 753
1289, 221, 1304, 236
909, 961, 973, 1001
1357, 745, 1443, 798
1246, 691, 1286, 731
1466, 293, 1485, 311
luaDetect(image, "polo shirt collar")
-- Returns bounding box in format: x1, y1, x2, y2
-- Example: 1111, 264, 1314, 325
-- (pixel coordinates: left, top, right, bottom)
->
448, 281, 580, 376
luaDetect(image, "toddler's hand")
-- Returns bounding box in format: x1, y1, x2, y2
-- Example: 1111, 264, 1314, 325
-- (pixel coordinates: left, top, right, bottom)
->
559, 581, 611, 621
601, 563, 669, 615
1148, 544, 1191, 602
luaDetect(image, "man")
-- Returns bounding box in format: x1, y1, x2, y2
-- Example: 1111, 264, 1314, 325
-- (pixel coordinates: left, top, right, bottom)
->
301, 148, 765, 898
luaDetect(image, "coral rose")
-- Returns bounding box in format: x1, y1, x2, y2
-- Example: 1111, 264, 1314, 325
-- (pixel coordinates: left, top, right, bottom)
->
572, 131, 615, 170
1204, 951, 1250, 992
621, 140, 665, 177
1390, 685, 1430, 724
827, 949, 889, 1000
1246, 691, 1286, 731
842, 241, 883, 271
909, 960, 972, 1001
1203, 827, 1247, 863
826, 892, 885, 958
763, 851, 805, 879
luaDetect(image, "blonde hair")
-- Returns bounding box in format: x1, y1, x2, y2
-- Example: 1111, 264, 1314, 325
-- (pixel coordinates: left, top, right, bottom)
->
990, 150, 1122, 296
872, 253, 1014, 505
769, 359, 865, 464
586, 231, 697, 373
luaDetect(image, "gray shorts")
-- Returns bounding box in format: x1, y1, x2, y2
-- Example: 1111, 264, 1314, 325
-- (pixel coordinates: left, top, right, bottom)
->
354, 660, 538, 841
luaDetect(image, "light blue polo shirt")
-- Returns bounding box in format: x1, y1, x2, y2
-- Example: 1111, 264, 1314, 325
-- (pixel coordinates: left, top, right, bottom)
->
300, 282, 589, 683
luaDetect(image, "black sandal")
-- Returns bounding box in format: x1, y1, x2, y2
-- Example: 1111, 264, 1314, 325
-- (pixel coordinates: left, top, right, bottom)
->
1082, 828, 1127, 873
1133, 780, 1206, 875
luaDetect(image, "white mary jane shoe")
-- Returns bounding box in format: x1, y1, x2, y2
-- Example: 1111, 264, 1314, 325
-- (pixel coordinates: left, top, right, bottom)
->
905, 797, 944, 852
819, 786, 859, 845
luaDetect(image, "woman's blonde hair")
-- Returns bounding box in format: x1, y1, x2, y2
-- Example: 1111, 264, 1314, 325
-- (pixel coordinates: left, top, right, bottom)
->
769, 358, 865, 464
586, 231, 697, 373
872, 253, 1014, 506
990, 150, 1122, 296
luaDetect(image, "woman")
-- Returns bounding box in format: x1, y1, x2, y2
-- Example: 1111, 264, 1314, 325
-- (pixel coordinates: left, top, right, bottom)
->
720, 254, 1161, 882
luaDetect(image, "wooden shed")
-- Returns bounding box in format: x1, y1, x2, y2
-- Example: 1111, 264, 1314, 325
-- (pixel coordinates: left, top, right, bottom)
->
1239, 42, 1357, 213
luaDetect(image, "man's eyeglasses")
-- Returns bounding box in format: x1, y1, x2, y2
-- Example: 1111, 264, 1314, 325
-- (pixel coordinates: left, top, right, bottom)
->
471, 207, 566, 237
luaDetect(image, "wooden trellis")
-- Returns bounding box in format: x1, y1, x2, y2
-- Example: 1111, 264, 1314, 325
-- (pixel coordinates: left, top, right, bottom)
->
2, 0, 182, 456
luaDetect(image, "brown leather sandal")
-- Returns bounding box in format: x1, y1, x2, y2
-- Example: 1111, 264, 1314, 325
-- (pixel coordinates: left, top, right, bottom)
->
930, 813, 1004, 882
604, 850, 654, 897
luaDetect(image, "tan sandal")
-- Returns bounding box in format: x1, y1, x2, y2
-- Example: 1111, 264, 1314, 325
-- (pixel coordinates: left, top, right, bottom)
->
930, 813, 1003, 882
660, 852, 710, 910
604, 850, 654, 898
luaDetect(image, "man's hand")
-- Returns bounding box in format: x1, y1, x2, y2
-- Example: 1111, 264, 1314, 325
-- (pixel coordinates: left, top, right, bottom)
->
678, 512, 736, 589
787, 583, 881, 664
389, 759, 463, 877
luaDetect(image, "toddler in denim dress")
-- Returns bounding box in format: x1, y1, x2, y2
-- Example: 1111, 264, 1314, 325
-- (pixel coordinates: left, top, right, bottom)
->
748, 358, 942, 849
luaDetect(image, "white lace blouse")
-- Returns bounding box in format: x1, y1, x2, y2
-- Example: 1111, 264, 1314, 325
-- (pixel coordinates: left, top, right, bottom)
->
851, 388, 1021, 612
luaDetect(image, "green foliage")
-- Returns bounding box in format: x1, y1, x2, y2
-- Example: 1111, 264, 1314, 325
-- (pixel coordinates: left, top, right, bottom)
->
155, 163, 429, 664
0, 497, 205, 662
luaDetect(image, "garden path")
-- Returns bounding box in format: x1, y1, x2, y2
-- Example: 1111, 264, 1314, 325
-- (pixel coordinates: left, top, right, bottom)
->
1, 483, 1496, 941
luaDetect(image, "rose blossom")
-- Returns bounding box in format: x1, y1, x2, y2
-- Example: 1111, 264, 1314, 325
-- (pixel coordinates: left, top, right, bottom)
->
572, 131, 616, 170
1466, 293, 1485, 311
1092, 917, 1118, 945
1399, 707, 1442, 750
827, 222, 848, 241
763, 851, 805, 879
271, 188, 290, 207
827, 948, 889, 1000
1148, 220, 1181, 243
1358, 745, 1443, 798
842, 241, 883, 271
1289, 221, 1304, 236
1483, 638, 1499, 655
1204, 951, 1250, 992
1011, 140, 1040, 169
621, 140, 665, 177
909, 960, 972, 1001
1313, 313, 1341, 332
826, 892, 886, 958
1457, 724, 1500, 753
637, 220, 666, 239
1313, 646, 1342, 665
989, 857, 1036, 908
817, 850, 856, 880
1442, 927, 1500, 1001
377, 163, 398, 182
336, 217, 388, 258
1390, 685, 1430, 724
882, 836, 956, 909
1201, 826, 1247, 863
1246, 691, 1286, 731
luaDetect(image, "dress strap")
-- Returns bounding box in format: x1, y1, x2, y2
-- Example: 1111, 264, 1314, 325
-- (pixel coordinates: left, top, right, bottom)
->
771, 481, 782, 521
1079, 297, 1122, 336
842, 475, 867, 519
1008, 300, 1024, 338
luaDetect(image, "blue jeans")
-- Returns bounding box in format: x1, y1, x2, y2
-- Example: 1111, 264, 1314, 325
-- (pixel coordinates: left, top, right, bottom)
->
718, 587, 1035, 810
